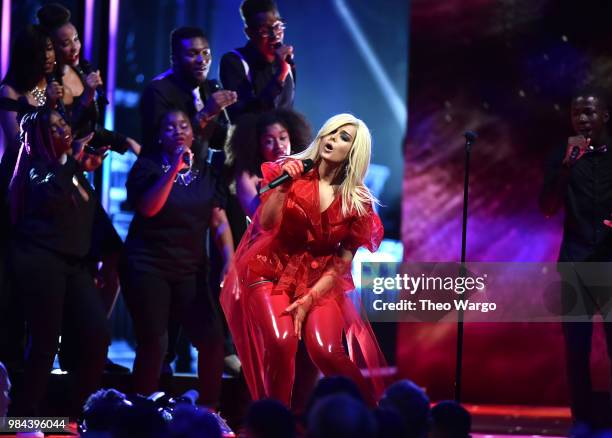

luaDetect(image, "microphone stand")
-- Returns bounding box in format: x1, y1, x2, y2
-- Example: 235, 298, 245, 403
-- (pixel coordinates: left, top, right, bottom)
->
454, 131, 477, 403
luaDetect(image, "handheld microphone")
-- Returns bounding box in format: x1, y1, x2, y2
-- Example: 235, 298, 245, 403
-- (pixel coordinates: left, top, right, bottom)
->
274, 42, 294, 66
79, 59, 109, 105
259, 159, 314, 195
568, 137, 591, 164
569, 146, 580, 162
206, 79, 231, 124
182, 149, 192, 166
45, 72, 66, 117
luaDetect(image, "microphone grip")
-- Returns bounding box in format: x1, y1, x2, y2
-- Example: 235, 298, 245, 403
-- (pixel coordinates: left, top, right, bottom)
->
258, 159, 313, 195
80, 61, 109, 105
274, 42, 294, 66
569, 146, 580, 162
46, 74, 66, 117
182, 151, 192, 166
207, 79, 232, 125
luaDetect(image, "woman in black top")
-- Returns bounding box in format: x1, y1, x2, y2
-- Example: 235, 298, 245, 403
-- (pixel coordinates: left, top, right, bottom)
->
8, 109, 109, 415
37, 4, 140, 375
0, 24, 70, 373
122, 109, 233, 407
37, 3, 140, 154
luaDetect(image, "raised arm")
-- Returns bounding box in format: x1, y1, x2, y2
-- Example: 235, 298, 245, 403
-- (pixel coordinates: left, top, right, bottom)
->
219, 52, 290, 121
135, 147, 192, 218
258, 159, 302, 230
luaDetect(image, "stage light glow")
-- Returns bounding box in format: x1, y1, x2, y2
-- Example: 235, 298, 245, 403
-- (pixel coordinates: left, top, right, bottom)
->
333, 0, 407, 128
84, 0, 95, 60
0, 0, 10, 79
102, 0, 120, 209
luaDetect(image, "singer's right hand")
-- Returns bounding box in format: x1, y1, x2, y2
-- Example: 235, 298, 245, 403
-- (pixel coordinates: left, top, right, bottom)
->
275, 44, 293, 64
275, 44, 293, 78
563, 135, 590, 165
278, 159, 304, 192
171, 146, 193, 172
202, 90, 238, 118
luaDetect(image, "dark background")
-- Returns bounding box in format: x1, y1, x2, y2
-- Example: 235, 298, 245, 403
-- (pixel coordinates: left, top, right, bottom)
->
399, 0, 612, 404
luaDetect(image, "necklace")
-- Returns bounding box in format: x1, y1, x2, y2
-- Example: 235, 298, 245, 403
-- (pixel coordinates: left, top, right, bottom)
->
161, 159, 199, 187
29, 85, 47, 106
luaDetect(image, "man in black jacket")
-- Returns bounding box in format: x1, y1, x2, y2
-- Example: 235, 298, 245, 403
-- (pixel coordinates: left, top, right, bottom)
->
140, 26, 237, 156
539, 87, 612, 425
220, 0, 295, 123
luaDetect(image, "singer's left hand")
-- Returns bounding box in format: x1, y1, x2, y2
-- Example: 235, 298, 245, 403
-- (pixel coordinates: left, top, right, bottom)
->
85, 70, 103, 92
604, 214, 612, 228
46, 81, 64, 106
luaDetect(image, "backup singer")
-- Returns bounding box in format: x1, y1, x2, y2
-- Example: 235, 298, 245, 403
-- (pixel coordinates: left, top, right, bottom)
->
121, 109, 233, 408
230, 109, 311, 218
539, 88, 612, 424
8, 109, 109, 415
221, 113, 387, 406
37, 3, 140, 154
220, 0, 295, 122
0, 25, 69, 372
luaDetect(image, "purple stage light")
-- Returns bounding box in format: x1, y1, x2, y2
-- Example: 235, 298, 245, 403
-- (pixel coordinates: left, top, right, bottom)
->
102, 0, 120, 209
0, 0, 10, 79
84, 0, 95, 60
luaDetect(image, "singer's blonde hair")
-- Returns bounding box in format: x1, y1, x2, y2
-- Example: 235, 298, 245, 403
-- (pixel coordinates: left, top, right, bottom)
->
292, 113, 377, 217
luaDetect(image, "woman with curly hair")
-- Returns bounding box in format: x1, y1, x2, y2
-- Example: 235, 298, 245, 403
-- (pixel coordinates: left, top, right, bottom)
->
227, 109, 311, 218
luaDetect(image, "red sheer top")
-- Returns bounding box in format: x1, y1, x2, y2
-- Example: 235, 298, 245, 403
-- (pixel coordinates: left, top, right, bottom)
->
221, 161, 387, 401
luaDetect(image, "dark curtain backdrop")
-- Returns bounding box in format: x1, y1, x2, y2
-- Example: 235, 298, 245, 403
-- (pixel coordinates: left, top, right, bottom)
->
399, 0, 612, 404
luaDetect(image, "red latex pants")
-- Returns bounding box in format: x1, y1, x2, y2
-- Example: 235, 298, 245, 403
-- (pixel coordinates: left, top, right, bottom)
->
247, 281, 374, 406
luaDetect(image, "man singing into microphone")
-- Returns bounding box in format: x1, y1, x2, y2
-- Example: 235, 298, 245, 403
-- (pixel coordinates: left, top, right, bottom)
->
220, 0, 295, 122
539, 87, 612, 426
140, 26, 237, 157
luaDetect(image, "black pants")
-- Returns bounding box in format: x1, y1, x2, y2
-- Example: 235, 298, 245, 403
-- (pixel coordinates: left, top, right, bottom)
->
0, 201, 25, 372
121, 267, 224, 407
9, 243, 110, 416
560, 264, 612, 423
59, 204, 123, 371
